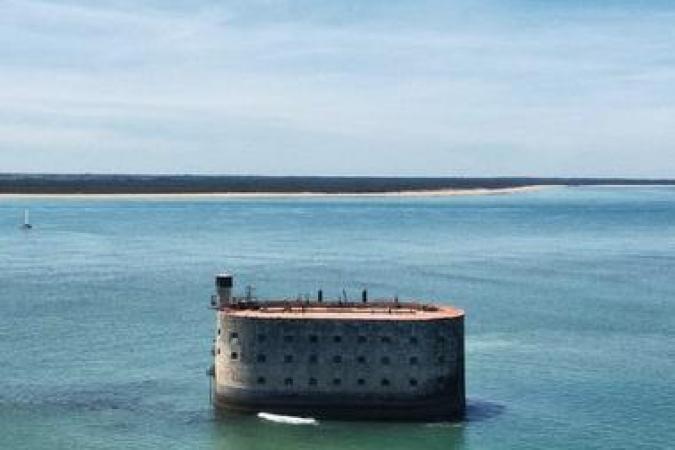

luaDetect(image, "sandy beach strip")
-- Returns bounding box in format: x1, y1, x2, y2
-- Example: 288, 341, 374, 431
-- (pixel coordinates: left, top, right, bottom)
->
0, 185, 558, 200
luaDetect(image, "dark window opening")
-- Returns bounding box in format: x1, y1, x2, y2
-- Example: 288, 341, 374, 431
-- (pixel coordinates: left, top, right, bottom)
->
381, 356, 390, 365
357, 336, 367, 343
309, 378, 318, 386
217, 328, 221, 335
409, 378, 418, 387
333, 355, 342, 363
284, 335, 294, 343
257, 377, 266, 385
257, 334, 266, 343
409, 336, 418, 344
333, 336, 342, 343
438, 356, 446, 364
381, 336, 391, 344
309, 335, 318, 343
284, 355, 293, 363
381, 378, 390, 387
357, 356, 366, 364
437, 336, 446, 344
285, 378, 293, 386
257, 354, 266, 363
309, 354, 318, 364
357, 378, 366, 386
409, 356, 418, 365
230, 352, 238, 360
333, 378, 342, 386
216, 348, 221, 355
230, 332, 238, 340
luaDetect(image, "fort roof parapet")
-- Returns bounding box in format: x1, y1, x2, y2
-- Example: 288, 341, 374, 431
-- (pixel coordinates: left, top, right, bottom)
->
217, 301, 463, 321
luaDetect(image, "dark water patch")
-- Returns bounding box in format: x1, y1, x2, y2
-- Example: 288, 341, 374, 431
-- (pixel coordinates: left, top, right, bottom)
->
0, 378, 218, 439
210, 409, 466, 450
210, 399, 504, 425
464, 399, 506, 422
0, 380, 161, 414
0, 380, 198, 415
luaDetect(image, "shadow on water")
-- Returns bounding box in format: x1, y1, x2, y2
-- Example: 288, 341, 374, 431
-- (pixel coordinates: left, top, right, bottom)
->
210, 413, 463, 450
208, 399, 503, 450
209, 398, 504, 450
464, 398, 506, 423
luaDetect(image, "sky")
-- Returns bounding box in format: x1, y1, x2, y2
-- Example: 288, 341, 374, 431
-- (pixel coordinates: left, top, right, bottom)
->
0, 0, 674, 177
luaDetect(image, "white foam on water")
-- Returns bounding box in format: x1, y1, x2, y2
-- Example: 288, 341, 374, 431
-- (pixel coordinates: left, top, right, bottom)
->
257, 412, 318, 425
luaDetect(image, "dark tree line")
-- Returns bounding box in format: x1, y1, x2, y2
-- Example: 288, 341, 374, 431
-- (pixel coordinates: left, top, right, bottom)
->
0, 174, 673, 194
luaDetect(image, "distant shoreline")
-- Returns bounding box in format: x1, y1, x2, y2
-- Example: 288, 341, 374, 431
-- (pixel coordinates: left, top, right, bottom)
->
2, 184, 673, 200
1, 174, 673, 196
0, 185, 553, 199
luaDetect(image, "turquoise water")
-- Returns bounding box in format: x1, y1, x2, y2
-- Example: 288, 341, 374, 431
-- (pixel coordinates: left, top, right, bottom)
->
1, 186, 674, 449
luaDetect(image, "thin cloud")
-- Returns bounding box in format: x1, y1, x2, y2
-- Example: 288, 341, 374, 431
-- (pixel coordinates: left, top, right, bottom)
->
0, 0, 674, 176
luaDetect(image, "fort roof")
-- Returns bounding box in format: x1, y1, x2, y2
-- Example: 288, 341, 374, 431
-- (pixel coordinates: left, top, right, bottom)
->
218, 301, 463, 321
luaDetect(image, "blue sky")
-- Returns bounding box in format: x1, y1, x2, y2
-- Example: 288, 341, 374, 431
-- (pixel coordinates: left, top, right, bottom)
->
1, 0, 674, 176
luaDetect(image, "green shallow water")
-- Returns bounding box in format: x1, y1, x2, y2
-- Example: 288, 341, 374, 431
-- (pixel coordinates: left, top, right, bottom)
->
1, 186, 674, 449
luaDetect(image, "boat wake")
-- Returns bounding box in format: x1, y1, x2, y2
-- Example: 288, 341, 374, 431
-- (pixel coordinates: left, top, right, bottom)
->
257, 412, 318, 425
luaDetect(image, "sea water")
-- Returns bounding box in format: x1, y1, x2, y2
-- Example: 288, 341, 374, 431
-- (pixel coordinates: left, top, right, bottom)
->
1, 186, 674, 449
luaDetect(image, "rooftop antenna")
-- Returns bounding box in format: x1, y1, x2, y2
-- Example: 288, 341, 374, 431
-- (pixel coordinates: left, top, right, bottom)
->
245, 285, 255, 302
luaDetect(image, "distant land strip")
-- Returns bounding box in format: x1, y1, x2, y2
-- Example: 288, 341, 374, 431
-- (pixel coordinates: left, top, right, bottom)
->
0, 174, 674, 194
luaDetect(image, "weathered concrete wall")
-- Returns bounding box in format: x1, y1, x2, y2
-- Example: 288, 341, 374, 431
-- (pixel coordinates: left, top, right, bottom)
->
213, 314, 464, 419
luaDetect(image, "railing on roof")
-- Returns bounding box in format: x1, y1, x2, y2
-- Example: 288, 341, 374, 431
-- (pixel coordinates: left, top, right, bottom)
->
211, 298, 439, 314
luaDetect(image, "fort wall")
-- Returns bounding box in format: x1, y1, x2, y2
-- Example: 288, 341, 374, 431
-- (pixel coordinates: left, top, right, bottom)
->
213, 309, 465, 420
